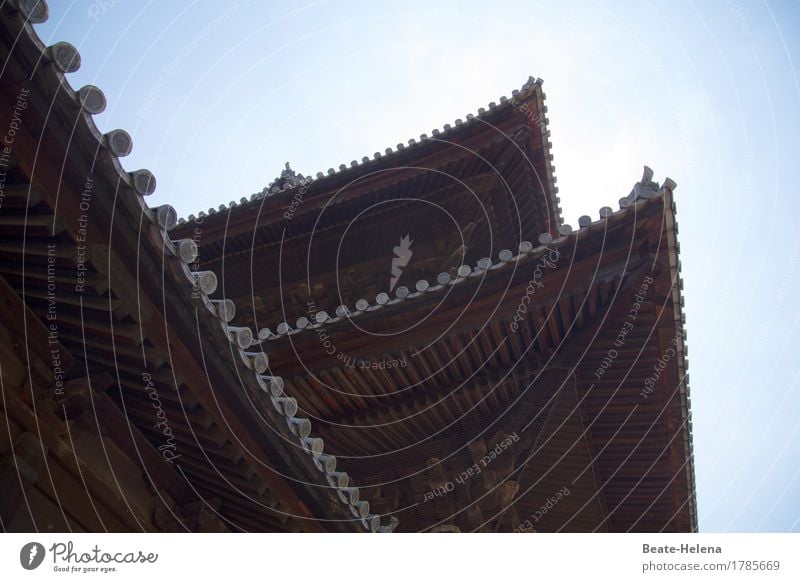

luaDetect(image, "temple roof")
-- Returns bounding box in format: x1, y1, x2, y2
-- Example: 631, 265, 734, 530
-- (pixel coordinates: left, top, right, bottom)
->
251, 171, 696, 531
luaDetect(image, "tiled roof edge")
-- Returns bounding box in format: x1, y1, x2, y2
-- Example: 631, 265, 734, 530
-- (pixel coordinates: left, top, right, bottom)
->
259, 167, 673, 342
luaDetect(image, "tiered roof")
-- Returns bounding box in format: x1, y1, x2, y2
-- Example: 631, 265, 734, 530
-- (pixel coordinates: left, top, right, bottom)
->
1, 0, 695, 532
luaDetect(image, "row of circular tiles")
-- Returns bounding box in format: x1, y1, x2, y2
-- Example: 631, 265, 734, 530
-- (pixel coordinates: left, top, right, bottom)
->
249, 178, 675, 343
177, 246, 399, 532
164, 233, 398, 532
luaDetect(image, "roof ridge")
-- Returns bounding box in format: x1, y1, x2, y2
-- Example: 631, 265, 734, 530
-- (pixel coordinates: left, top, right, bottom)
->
177, 75, 550, 225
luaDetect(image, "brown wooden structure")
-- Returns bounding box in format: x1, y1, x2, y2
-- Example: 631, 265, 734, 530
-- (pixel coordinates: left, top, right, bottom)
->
1, 0, 695, 533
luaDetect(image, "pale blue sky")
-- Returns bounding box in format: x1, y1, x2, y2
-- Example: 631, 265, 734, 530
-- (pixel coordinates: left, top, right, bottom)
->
34, 0, 800, 532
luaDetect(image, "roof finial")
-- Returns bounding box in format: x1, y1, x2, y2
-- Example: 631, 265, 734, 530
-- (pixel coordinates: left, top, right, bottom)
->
629, 165, 660, 201
264, 162, 305, 194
